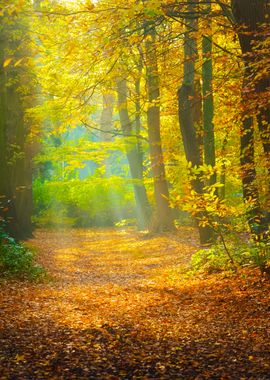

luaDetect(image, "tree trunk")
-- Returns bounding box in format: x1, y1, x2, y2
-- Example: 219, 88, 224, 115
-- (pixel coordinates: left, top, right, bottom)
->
232, 0, 269, 238
100, 92, 114, 176
144, 24, 175, 232
134, 59, 145, 180
5, 10, 34, 240
219, 135, 228, 200
202, 2, 216, 188
0, 28, 8, 229
116, 78, 151, 230
6, 66, 33, 239
178, 0, 214, 245
0, 19, 23, 239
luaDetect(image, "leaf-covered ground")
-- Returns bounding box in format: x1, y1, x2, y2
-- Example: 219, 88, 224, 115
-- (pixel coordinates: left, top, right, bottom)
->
0, 228, 269, 379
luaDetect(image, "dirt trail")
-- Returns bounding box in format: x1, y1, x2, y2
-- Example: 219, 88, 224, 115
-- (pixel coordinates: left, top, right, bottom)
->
0, 228, 269, 379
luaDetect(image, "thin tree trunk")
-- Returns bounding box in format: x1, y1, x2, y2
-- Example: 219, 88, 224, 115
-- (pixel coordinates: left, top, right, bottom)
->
219, 135, 228, 200
100, 92, 114, 176
240, 108, 265, 235
144, 23, 175, 232
178, 0, 214, 245
134, 59, 145, 177
202, 2, 216, 188
116, 78, 151, 230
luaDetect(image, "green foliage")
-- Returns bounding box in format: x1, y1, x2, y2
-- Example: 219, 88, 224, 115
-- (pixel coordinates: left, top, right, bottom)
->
241, 240, 270, 275
114, 218, 137, 227
190, 235, 270, 275
33, 177, 136, 228
190, 246, 234, 274
0, 228, 45, 280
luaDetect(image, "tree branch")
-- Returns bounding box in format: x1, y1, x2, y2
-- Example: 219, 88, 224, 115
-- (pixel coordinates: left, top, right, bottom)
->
80, 120, 148, 142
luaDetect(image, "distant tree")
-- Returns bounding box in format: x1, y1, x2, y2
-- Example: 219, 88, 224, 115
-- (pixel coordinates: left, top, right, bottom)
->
116, 77, 151, 229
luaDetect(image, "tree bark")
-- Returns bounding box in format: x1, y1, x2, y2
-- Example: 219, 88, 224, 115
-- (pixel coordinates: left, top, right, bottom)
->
144, 24, 175, 232
232, 0, 269, 238
178, 0, 214, 245
202, 2, 216, 188
0, 27, 8, 230
116, 78, 151, 230
0, 18, 23, 239
5, 10, 33, 239
134, 58, 145, 179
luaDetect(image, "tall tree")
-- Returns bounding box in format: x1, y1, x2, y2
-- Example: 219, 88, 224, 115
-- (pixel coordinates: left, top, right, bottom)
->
144, 22, 175, 232
178, 0, 215, 245
0, 22, 12, 234
202, 1, 216, 188
116, 77, 151, 229
231, 0, 270, 238
0, 3, 33, 239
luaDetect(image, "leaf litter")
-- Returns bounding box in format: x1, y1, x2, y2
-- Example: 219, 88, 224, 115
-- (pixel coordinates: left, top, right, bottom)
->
0, 227, 269, 379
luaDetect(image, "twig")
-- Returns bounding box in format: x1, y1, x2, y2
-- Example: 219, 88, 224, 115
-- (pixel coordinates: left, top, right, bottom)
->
80, 120, 148, 142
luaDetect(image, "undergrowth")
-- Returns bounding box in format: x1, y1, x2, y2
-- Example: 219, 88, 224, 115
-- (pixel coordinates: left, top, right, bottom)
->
190, 234, 270, 275
0, 228, 45, 281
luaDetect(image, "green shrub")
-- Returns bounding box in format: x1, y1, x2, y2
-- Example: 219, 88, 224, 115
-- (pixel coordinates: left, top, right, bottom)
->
0, 228, 45, 280
190, 246, 232, 274
239, 240, 270, 275
190, 235, 270, 275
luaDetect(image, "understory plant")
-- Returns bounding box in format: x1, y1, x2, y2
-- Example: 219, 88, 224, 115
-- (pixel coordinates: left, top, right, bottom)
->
180, 177, 270, 275
0, 226, 45, 280
190, 233, 270, 276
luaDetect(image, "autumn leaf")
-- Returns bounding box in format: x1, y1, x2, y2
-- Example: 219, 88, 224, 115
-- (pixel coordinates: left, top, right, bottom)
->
3, 58, 12, 68
15, 354, 25, 362
14, 58, 24, 67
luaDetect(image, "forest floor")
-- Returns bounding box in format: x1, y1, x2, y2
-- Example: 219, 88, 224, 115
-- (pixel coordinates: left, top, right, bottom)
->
0, 227, 270, 379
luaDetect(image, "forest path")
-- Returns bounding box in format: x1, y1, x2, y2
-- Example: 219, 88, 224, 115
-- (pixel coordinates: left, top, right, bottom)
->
0, 228, 270, 379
